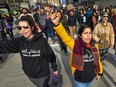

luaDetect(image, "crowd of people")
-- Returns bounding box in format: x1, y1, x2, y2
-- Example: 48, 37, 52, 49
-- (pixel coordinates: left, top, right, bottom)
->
0, 3, 116, 87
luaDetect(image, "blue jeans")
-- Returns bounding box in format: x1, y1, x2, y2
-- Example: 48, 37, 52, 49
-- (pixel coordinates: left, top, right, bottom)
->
75, 80, 93, 87
48, 32, 54, 41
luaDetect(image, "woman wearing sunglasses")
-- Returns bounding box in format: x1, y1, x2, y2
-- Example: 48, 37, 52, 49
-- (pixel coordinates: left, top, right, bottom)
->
51, 12, 103, 87
0, 16, 58, 87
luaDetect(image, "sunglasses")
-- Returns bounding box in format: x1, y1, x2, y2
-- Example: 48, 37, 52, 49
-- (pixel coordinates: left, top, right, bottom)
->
17, 25, 29, 30
103, 16, 108, 17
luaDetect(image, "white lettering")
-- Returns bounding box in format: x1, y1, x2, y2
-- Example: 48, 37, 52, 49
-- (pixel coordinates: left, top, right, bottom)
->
22, 49, 41, 57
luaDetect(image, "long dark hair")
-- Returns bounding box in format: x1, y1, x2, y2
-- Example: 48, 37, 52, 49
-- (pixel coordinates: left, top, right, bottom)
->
78, 24, 95, 45
78, 24, 92, 37
18, 15, 37, 34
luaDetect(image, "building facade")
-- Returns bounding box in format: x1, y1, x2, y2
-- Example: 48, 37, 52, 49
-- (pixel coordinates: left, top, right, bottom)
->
36, 0, 61, 6
75, 0, 116, 7
95, 0, 116, 7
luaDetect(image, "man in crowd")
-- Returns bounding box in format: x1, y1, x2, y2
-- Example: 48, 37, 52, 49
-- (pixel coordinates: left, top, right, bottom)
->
92, 12, 115, 61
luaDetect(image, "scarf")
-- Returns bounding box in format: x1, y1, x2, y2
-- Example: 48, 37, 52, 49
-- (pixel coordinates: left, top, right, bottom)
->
72, 38, 100, 74
114, 15, 116, 27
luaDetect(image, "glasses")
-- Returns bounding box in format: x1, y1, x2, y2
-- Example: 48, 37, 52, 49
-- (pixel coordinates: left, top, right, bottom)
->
17, 25, 29, 30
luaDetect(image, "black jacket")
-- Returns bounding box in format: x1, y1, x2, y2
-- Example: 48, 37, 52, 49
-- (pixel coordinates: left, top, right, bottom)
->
0, 32, 57, 78
68, 15, 77, 26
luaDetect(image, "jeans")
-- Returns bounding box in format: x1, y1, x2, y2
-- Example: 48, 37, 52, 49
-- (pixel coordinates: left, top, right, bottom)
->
48, 32, 54, 41
75, 80, 93, 87
99, 47, 109, 61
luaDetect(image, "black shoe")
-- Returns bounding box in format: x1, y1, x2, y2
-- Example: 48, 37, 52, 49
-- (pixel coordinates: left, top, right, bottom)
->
11, 36, 14, 39
0, 56, 2, 63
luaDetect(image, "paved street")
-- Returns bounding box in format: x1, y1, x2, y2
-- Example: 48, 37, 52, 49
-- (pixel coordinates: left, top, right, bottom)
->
0, 29, 116, 87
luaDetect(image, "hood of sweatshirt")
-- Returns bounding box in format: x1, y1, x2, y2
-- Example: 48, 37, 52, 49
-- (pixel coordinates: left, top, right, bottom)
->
24, 32, 43, 42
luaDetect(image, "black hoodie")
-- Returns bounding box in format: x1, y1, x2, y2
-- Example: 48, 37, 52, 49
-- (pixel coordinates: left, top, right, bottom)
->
0, 32, 57, 78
